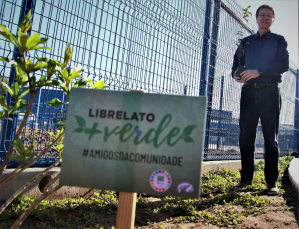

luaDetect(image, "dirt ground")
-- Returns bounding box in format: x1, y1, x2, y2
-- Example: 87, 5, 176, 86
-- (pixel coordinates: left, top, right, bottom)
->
26, 191, 295, 229
2, 182, 298, 229
95, 194, 299, 229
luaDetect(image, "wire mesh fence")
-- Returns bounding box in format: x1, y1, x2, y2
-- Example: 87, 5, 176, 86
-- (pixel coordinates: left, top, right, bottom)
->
0, 0, 298, 166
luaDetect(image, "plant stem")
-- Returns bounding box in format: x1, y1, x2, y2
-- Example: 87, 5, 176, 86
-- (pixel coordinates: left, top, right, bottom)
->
0, 51, 34, 178
0, 159, 61, 215
0, 131, 64, 188
10, 175, 62, 229
0, 91, 36, 177
22, 52, 27, 63
42, 172, 60, 193
0, 156, 34, 185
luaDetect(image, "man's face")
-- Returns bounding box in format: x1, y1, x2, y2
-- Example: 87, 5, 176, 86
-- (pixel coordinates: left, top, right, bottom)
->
256, 8, 275, 30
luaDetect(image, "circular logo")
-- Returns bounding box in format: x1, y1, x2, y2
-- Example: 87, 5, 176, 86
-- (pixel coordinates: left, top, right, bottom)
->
150, 169, 172, 192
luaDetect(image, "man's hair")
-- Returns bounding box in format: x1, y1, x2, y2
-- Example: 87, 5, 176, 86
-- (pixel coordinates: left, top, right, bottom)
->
256, 5, 275, 18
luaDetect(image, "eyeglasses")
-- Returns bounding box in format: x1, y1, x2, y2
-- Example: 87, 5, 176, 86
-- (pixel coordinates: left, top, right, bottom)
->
258, 14, 274, 18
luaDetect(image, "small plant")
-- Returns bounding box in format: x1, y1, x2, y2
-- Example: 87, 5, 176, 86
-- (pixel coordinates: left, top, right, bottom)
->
0, 11, 108, 228
236, 5, 251, 78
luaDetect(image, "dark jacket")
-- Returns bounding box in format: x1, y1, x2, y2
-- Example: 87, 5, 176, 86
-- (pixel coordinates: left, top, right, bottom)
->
231, 30, 289, 83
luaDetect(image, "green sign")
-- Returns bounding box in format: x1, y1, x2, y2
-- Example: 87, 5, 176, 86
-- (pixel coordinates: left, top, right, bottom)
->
60, 88, 207, 198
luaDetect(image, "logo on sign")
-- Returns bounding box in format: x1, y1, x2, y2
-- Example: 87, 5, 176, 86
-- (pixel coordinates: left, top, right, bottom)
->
177, 182, 194, 193
150, 170, 172, 192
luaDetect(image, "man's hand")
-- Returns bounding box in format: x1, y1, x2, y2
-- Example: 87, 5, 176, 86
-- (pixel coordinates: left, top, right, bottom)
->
234, 71, 245, 83
240, 69, 260, 81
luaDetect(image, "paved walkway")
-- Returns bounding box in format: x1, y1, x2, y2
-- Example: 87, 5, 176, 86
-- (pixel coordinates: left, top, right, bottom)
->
288, 158, 299, 198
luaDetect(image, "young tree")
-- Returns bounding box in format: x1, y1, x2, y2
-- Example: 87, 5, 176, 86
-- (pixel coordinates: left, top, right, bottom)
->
0, 11, 108, 228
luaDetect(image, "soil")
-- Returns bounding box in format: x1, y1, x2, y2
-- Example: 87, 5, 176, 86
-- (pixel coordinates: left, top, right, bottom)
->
11, 190, 298, 229
94, 194, 299, 229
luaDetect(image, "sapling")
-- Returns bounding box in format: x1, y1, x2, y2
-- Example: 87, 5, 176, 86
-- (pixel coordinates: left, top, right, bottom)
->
236, 5, 251, 78
0, 11, 108, 228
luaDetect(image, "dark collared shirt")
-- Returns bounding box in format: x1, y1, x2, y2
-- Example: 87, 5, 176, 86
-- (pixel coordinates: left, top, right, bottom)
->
231, 30, 289, 83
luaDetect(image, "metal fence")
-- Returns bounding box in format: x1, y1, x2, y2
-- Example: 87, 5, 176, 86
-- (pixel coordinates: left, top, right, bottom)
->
0, 0, 298, 166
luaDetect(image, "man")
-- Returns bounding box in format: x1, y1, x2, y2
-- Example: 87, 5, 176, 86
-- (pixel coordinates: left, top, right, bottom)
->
231, 5, 289, 195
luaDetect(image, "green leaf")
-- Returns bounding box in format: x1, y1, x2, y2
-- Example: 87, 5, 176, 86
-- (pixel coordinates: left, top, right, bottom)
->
40, 79, 58, 87
0, 25, 18, 47
183, 136, 194, 143
37, 76, 46, 86
70, 70, 81, 79
18, 30, 29, 52
25, 152, 36, 158
75, 115, 85, 127
0, 57, 10, 63
11, 82, 22, 99
11, 110, 29, 115
6, 107, 13, 113
56, 121, 66, 126
12, 57, 27, 73
73, 77, 91, 88
0, 81, 13, 96
57, 68, 69, 80
61, 85, 69, 94
26, 33, 47, 49
19, 11, 32, 33
19, 59, 47, 73
18, 32, 51, 52
25, 141, 35, 157
28, 45, 51, 51
32, 61, 48, 71
50, 80, 61, 86
46, 98, 67, 107
0, 95, 8, 110
13, 99, 27, 110
56, 124, 65, 130
16, 67, 27, 83
64, 44, 72, 66
4, 117, 13, 121
12, 136, 25, 154
48, 132, 55, 139
45, 59, 60, 77
74, 127, 84, 133
182, 125, 196, 136
92, 80, 109, 89
9, 153, 24, 162
57, 128, 65, 138
29, 75, 36, 87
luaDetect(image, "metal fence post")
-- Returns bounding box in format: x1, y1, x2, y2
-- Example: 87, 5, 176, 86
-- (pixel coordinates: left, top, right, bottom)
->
0, 0, 36, 162
217, 75, 224, 150
204, 0, 221, 152
199, 0, 212, 97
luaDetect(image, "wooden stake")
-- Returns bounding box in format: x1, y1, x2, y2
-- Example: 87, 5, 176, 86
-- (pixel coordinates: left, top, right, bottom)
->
116, 192, 137, 229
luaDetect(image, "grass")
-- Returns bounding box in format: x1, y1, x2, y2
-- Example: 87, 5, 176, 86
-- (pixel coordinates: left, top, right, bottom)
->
0, 156, 297, 228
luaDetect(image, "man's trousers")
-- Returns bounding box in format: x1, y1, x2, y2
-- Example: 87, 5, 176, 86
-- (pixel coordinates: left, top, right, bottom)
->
239, 83, 281, 184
